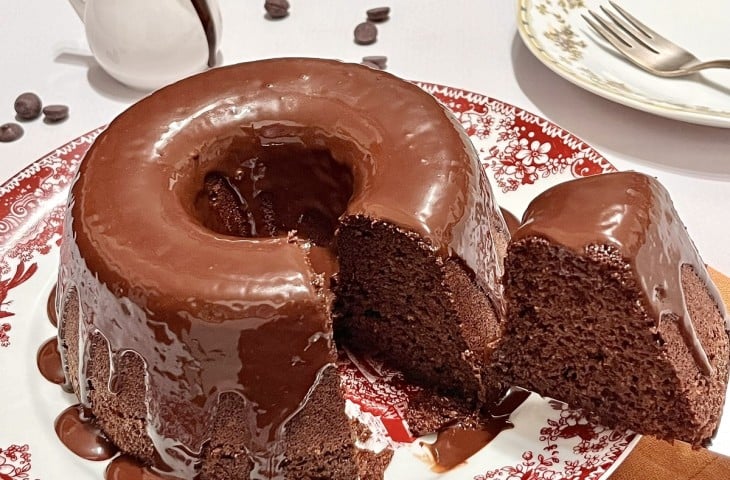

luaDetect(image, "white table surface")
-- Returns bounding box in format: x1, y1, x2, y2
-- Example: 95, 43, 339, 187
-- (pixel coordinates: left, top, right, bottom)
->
1, 0, 728, 272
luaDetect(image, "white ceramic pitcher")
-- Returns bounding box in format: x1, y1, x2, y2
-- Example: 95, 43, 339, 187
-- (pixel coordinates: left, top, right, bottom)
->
68, 0, 222, 91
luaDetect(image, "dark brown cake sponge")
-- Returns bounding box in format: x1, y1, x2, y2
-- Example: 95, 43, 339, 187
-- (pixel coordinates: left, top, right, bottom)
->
333, 216, 504, 411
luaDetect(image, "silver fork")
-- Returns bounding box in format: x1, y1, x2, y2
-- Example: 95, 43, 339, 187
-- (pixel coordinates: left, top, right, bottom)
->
582, 1, 730, 77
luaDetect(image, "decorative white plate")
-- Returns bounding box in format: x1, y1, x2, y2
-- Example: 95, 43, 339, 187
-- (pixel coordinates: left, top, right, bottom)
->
517, 0, 730, 128
0, 83, 646, 479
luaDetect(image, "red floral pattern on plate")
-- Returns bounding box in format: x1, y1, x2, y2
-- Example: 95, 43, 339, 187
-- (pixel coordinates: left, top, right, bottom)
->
0, 444, 32, 480
0, 261, 38, 347
416, 83, 615, 192
0, 85, 628, 479
0, 128, 103, 272
339, 351, 421, 444
476, 401, 637, 480
0, 128, 103, 349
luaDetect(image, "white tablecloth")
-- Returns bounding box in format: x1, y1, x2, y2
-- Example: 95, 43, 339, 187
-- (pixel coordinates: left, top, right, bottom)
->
1, 0, 728, 270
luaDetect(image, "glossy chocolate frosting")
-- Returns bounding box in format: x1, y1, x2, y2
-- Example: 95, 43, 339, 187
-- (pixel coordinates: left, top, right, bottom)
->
513, 171, 727, 376
58, 59, 504, 478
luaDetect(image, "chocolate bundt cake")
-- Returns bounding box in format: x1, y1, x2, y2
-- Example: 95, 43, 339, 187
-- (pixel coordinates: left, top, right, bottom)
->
56, 58, 508, 478
492, 171, 730, 446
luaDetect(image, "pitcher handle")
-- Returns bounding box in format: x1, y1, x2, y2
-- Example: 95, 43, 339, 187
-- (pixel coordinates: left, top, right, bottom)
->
68, 0, 86, 21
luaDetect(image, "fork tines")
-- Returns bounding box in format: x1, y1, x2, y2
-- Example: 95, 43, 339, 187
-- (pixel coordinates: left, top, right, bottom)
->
582, 1, 660, 55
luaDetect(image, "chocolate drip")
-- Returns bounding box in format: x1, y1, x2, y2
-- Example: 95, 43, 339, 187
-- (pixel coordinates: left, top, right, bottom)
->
190, 0, 216, 67
514, 172, 726, 376
422, 388, 530, 472
59, 218, 334, 478
47, 284, 58, 327
37, 336, 65, 384
54, 404, 119, 461
499, 207, 520, 236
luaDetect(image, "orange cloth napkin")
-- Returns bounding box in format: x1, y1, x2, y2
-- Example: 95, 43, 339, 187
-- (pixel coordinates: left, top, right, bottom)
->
610, 267, 730, 479
709, 267, 730, 308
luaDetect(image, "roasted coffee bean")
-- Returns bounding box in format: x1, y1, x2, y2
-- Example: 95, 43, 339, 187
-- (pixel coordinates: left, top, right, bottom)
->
0, 123, 24, 142
360, 60, 381, 69
362, 55, 387, 69
14, 92, 42, 120
264, 0, 289, 18
366, 7, 390, 22
354, 22, 378, 45
43, 105, 69, 122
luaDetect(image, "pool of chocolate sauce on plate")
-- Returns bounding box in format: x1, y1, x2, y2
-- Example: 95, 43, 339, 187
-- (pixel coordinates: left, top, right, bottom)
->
106, 455, 171, 480
37, 337, 65, 384
54, 404, 118, 461
423, 388, 531, 472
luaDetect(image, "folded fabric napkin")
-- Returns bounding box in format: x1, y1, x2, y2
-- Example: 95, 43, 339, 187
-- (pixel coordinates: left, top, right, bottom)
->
611, 267, 730, 479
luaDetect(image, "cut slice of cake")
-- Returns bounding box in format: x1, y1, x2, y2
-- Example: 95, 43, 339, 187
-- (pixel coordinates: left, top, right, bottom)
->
492, 171, 729, 446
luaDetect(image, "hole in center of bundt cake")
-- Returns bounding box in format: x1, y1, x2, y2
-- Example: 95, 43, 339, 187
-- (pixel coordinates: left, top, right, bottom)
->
194, 137, 354, 246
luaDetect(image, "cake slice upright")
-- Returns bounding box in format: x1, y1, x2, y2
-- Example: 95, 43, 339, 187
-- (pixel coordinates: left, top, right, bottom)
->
493, 171, 729, 445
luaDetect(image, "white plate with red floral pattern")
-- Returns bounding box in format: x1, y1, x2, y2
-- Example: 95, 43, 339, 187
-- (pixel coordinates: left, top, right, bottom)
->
517, 0, 730, 128
0, 83, 639, 480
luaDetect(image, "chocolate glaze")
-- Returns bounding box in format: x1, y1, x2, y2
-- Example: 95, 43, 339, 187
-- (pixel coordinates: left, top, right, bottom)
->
513, 172, 727, 376
54, 404, 119, 461
190, 0, 216, 67
57, 59, 506, 478
195, 140, 354, 246
47, 284, 58, 327
423, 388, 530, 472
499, 208, 520, 236
37, 336, 65, 384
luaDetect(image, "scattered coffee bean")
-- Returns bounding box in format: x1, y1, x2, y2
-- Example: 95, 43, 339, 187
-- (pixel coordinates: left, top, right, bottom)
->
360, 60, 381, 69
362, 55, 387, 69
366, 6, 390, 22
0, 123, 24, 142
354, 22, 378, 45
264, 0, 289, 19
43, 105, 69, 123
14, 92, 42, 120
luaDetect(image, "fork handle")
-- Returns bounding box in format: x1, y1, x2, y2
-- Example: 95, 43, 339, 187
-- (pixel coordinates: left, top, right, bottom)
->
688, 59, 730, 73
